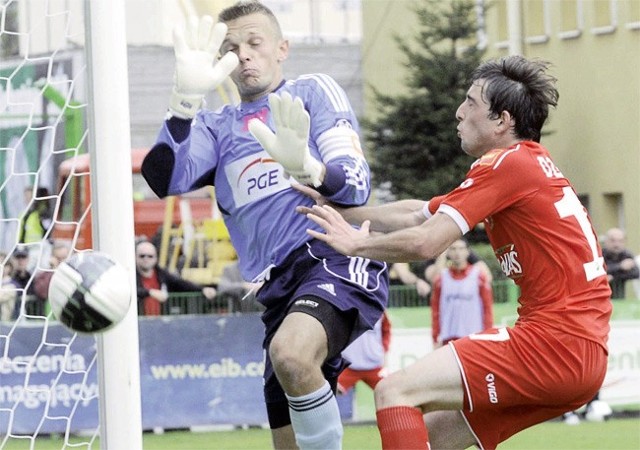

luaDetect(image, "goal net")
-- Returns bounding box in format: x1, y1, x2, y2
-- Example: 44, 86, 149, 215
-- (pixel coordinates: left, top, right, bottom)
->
1, 1, 142, 448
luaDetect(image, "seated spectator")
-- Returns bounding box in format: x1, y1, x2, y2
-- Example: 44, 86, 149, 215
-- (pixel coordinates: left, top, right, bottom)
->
0, 256, 18, 321
603, 227, 639, 299
32, 241, 71, 315
10, 247, 32, 319
19, 186, 53, 271
135, 240, 216, 316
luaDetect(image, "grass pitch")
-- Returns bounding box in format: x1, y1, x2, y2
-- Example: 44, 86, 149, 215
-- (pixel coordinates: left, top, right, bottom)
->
3, 418, 638, 449
4, 301, 638, 449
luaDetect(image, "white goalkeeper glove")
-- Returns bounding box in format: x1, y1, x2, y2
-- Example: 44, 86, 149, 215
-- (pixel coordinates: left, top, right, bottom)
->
248, 92, 324, 187
169, 16, 239, 119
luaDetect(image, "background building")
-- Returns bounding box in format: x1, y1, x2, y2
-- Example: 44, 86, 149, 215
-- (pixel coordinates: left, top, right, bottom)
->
0, 0, 363, 253
362, 0, 640, 253
2, 0, 638, 252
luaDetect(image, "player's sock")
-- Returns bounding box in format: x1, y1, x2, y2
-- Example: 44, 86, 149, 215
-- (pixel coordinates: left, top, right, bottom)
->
286, 380, 343, 449
376, 406, 430, 450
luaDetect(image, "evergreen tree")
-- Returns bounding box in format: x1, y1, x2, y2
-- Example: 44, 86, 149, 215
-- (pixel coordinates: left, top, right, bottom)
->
364, 0, 485, 200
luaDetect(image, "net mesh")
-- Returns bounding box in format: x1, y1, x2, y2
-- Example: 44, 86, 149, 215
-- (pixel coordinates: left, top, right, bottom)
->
1, 1, 100, 446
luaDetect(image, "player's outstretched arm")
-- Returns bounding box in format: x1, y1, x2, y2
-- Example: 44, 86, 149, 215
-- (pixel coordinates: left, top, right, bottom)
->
248, 92, 325, 187
305, 205, 371, 256
293, 184, 428, 233
305, 204, 462, 263
169, 16, 239, 119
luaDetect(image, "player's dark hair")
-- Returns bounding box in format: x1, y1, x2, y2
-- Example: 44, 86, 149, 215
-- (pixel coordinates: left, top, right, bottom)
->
471, 55, 558, 143
219, 1, 282, 37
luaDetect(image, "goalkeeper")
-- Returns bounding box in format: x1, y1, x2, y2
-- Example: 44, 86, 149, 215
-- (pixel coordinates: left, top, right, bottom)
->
141, 1, 388, 449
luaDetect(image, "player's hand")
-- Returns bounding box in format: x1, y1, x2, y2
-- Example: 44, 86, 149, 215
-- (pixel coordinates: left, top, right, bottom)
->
149, 288, 169, 302
305, 204, 369, 256
248, 92, 324, 187
415, 279, 431, 298
169, 16, 239, 119
292, 184, 331, 211
620, 258, 637, 271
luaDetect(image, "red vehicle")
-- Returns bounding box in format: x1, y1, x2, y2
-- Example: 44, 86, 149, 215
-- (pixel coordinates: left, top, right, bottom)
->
54, 148, 214, 249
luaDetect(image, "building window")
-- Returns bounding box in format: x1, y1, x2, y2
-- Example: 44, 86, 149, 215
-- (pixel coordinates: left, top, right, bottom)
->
578, 194, 590, 213
626, 0, 640, 30
603, 193, 625, 230
492, 0, 510, 49
591, 0, 617, 35
524, 0, 551, 44
558, 0, 584, 39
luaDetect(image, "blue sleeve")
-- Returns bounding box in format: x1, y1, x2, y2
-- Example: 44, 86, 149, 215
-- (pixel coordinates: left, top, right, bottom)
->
145, 113, 219, 197
288, 75, 371, 206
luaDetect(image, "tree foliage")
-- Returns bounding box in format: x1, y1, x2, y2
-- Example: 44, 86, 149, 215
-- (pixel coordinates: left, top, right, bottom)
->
364, 0, 485, 200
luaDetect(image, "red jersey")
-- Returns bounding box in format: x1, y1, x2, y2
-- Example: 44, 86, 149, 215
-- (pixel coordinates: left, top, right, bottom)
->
141, 270, 162, 316
427, 141, 611, 349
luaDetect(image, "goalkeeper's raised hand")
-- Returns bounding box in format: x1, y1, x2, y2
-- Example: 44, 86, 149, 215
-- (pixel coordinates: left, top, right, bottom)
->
248, 92, 324, 187
169, 16, 239, 119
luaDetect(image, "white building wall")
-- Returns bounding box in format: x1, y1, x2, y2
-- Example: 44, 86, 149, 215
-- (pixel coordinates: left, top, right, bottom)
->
15, 0, 361, 56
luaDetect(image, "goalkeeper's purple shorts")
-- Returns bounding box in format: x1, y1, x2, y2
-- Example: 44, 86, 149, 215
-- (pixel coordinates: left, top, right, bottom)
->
257, 239, 389, 428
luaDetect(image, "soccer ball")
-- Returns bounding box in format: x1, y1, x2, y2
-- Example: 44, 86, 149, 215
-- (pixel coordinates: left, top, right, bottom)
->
49, 251, 131, 333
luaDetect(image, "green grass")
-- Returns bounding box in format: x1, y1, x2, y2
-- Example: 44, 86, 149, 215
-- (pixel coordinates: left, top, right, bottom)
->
4, 301, 637, 449
387, 298, 640, 328
499, 418, 640, 449
3, 418, 638, 449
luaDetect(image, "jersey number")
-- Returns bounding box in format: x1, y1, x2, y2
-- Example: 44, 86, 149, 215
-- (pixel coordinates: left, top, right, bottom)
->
469, 327, 510, 342
554, 187, 606, 281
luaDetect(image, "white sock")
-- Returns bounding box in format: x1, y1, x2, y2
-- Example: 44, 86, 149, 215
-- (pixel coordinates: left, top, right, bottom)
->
286, 380, 343, 450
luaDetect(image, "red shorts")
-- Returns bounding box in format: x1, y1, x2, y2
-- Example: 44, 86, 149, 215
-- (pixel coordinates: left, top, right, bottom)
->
450, 323, 607, 450
337, 367, 384, 393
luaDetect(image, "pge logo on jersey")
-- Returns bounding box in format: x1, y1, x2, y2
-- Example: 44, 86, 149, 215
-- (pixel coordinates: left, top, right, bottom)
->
225, 152, 290, 207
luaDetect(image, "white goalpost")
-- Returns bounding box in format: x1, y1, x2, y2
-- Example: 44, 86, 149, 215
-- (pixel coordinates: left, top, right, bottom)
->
0, 0, 142, 448
84, 1, 142, 449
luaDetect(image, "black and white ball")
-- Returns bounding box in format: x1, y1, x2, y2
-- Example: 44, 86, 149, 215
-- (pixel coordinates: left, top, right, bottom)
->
49, 251, 131, 333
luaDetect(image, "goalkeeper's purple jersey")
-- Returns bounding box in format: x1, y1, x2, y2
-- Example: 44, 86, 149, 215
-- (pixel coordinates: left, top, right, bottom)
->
155, 74, 371, 281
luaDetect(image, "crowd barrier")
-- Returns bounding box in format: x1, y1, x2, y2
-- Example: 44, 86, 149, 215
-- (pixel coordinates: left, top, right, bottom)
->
153, 280, 521, 316
1, 311, 638, 435
0, 314, 353, 434
16, 280, 521, 320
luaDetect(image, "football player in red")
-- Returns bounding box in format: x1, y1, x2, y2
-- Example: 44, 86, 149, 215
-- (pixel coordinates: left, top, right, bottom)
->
296, 55, 611, 450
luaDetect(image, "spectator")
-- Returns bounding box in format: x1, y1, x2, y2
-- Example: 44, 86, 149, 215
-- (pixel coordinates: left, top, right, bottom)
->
135, 240, 216, 316
424, 246, 493, 285
0, 256, 18, 321
389, 262, 431, 298
602, 227, 639, 299
10, 247, 32, 319
298, 55, 611, 450
430, 239, 493, 348
140, 2, 388, 448
32, 241, 71, 315
19, 186, 53, 270
216, 261, 264, 313
338, 311, 392, 395
23, 186, 33, 208
561, 227, 630, 423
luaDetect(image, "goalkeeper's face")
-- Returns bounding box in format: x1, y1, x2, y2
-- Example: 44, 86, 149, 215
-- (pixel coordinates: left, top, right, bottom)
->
222, 13, 289, 102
